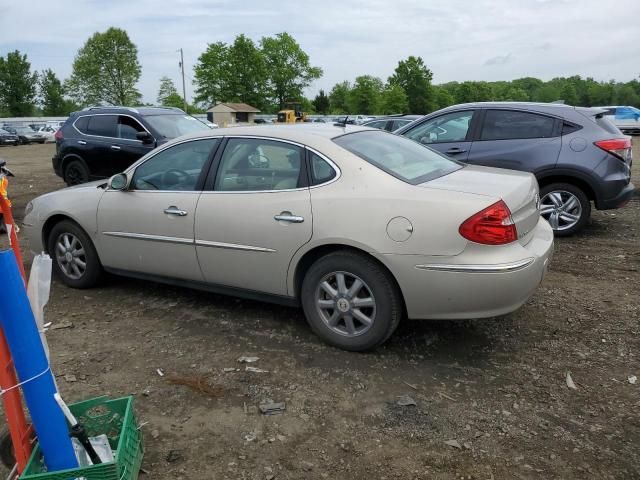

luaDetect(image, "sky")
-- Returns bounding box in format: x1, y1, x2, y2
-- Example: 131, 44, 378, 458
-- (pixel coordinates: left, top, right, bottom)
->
1, 0, 639, 105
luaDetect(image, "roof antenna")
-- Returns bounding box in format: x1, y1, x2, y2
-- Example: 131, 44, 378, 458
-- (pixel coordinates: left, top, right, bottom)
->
334, 115, 348, 128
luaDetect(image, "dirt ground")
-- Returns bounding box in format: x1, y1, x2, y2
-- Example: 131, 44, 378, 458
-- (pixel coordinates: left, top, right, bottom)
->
0, 142, 638, 479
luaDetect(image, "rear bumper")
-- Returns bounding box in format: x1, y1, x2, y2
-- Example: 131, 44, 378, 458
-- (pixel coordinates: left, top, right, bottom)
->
597, 181, 636, 210
380, 217, 554, 320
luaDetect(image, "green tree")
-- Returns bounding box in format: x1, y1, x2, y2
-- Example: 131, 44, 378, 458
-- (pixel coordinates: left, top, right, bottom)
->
38, 69, 66, 115
347, 75, 383, 114
432, 85, 456, 110
0, 50, 37, 116
226, 34, 268, 109
329, 81, 351, 114
381, 84, 408, 114
193, 41, 230, 107
261, 32, 322, 109
312, 89, 330, 114
388, 56, 435, 114
157, 76, 181, 105
65, 27, 142, 106
454, 81, 494, 103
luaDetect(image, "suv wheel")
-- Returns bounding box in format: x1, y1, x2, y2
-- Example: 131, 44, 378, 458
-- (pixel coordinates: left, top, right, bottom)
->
48, 220, 102, 288
301, 251, 402, 351
64, 159, 89, 185
539, 183, 591, 236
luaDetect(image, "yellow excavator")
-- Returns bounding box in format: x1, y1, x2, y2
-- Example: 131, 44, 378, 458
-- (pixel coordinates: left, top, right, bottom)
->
277, 102, 307, 123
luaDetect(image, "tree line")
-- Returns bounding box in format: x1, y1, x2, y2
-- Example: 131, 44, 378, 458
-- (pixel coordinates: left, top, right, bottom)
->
1, 27, 639, 118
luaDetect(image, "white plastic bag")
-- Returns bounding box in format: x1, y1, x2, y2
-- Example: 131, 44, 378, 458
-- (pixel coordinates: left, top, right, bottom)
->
27, 253, 52, 358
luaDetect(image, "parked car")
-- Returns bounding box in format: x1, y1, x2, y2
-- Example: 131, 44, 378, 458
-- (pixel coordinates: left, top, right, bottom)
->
599, 106, 640, 135
24, 125, 553, 351
362, 114, 421, 132
37, 126, 58, 143
0, 129, 19, 146
3, 126, 45, 144
53, 106, 212, 185
313, 118, 327, 123
396, 102, 634, 236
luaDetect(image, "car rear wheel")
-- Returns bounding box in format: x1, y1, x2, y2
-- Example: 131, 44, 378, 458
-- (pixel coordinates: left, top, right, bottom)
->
539, 183, 591, 236
301, 251, 402, 351
48, 220, 102, 288
64, 159, 89, 186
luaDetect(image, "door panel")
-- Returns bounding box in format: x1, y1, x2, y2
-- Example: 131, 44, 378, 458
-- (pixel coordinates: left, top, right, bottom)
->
97, 191, 202, 280
195, 137, 312, 296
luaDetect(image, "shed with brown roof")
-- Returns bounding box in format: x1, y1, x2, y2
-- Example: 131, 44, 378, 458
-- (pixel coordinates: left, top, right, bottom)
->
207, 102, 261, 126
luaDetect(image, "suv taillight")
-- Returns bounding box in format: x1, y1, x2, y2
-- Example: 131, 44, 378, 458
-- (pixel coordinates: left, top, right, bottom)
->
459, 200, 517, 245
54, 129, 63, 141
595, 138, 631, 161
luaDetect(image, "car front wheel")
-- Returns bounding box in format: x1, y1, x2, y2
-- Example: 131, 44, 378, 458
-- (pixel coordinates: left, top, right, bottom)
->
48, 220, 102, 288
539, 183, 591, 236
301, 251, 402, 351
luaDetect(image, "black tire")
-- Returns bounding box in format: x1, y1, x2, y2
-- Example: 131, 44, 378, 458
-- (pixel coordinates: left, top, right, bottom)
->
0, 427, 14, 469
47, 220, 102, 288
301, 251, 402, 351
63, 159, 90, 186
539, 182, 591, 236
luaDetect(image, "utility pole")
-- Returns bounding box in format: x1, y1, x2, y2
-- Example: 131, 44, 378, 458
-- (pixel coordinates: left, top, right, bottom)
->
179, 48, 188, 112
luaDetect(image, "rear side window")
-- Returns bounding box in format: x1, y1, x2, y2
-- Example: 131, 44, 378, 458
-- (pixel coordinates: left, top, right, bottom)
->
309, 152, 337, 185
481, 110, 556, 140
87, 115, 117, 137
74, 116, 89, 133
561, 121, 582, 135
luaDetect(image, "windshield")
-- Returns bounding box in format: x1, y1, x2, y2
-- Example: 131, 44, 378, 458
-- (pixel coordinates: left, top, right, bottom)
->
15, 127, 34, 134
144, 114, 211, 139
333, 130, 461, 184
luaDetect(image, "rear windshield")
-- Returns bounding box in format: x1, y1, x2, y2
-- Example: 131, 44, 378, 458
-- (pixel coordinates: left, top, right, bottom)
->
144, 114, 211, 139
333, 130, 461, 184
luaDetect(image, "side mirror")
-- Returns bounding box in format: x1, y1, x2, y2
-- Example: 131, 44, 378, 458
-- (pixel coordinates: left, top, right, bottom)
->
109, 173, 129, 191
136, 131, 154, 144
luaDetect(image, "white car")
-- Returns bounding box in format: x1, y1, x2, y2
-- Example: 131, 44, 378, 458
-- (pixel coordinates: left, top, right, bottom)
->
599, 106, 640, 135
37, 126, 58, 143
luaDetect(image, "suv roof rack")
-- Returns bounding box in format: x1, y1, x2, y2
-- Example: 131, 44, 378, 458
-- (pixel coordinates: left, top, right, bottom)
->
82, 106, 140, 114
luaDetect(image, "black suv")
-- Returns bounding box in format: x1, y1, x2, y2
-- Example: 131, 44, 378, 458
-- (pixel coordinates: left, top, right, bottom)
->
53, 106, 211, 185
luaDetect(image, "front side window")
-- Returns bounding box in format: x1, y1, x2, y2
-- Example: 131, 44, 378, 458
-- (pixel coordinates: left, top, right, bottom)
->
118, 116, 146, 140
480, 110, 556, 140
143, 114, 211, 139
215, 138, 303, 192
132, 138, 218, 191
87, 115, 117, 137
309, 152, 337, 185
404, 111, 474, 145
334, 130, 461, 185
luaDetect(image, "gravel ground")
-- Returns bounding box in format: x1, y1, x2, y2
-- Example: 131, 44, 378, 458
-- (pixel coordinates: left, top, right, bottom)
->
0, 142, 638, 479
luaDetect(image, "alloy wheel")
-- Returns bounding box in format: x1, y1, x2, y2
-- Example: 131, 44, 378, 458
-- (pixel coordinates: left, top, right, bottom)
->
55, 232, 87, 280
66, 165, 85, 185
540, 190, 582, 231
315, 271, 376, 337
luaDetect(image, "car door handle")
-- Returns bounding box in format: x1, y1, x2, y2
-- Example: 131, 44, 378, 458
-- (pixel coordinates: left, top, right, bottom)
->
164, 206, 188, 216
77, 140, 87, 145
274, 212, 304, 223
111, 145, 121, 151
445, 147, 467, 154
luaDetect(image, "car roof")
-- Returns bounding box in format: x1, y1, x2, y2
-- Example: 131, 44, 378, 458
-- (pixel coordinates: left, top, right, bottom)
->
364, 115, 421, 122
73, 106, 187, 116
178, 123, 372, 144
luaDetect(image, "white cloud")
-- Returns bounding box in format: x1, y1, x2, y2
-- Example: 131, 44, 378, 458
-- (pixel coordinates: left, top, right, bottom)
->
1, 0, 638, 104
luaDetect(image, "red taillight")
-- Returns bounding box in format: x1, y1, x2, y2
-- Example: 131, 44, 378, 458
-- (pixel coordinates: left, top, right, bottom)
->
595, 138, 631, 161
54, 129, 63, 141
459, 200, 517, 245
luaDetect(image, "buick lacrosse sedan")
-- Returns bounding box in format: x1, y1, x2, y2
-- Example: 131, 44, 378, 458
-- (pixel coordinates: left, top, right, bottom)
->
23, 125, 553, 351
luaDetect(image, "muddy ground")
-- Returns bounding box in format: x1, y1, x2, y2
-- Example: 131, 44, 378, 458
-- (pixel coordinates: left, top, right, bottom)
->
0, 143, 638, 479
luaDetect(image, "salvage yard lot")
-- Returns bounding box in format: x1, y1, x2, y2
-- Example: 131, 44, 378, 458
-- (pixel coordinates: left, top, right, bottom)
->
2, 143, 639, 479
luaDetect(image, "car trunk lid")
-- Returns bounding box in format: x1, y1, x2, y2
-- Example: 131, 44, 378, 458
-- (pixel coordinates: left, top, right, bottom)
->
420, 165, 541, 244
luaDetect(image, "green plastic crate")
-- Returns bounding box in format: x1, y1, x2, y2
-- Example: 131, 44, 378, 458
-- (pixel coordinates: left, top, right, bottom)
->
20, 396, 144, 480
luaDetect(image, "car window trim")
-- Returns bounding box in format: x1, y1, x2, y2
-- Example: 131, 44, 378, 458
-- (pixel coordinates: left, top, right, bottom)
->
117, 136, 222, 193
73, 113, 153, 143
305, 146, 341, 188
203, 135, 311, 194
475, 108, 562, 142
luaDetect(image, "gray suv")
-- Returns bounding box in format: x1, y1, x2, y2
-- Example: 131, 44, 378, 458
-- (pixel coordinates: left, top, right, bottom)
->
395, 102, 634, 235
